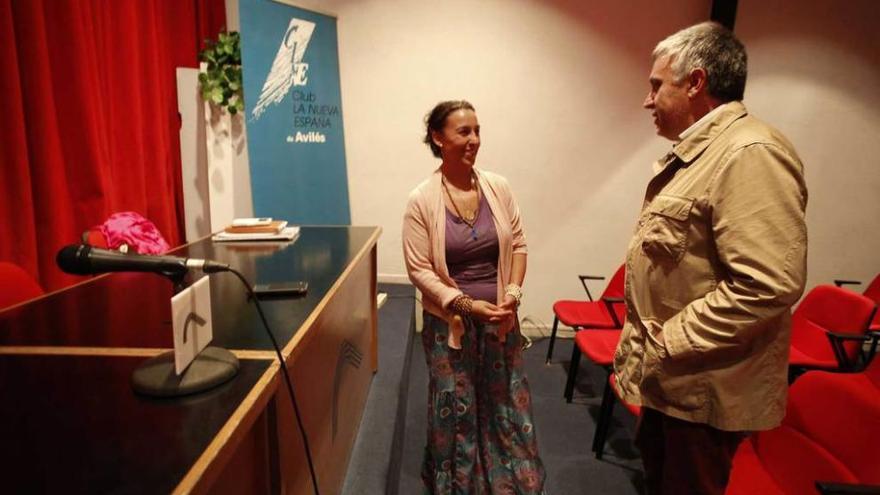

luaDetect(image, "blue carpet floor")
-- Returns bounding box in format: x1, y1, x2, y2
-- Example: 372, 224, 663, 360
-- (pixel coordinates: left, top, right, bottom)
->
342, 283, 418, 495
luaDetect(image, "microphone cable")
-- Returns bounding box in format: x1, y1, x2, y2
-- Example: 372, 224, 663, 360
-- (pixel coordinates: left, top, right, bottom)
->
226, 268, 320, 495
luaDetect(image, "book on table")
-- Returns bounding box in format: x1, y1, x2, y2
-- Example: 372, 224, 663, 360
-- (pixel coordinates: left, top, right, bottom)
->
223, 220, 287, 234
213, 219, 300, 242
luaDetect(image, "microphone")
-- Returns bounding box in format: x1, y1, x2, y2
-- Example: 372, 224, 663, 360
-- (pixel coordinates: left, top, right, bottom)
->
56, 244, 229, 276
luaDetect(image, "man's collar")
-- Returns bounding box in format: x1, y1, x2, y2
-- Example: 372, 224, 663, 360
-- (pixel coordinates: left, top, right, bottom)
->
670, 101, 748, 165
678, 104, 727, 141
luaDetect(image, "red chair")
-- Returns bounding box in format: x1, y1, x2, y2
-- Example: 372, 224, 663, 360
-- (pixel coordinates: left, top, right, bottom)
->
726, 361, 880, 495
564, 327, 642, 459
788, 285, 878, 375
836, 274, 880, 332
564, 328, 621, 402
547, 264, 626, 364
865, 276, 880, 333
591, 372, 641, 460
0, 262, 44, 310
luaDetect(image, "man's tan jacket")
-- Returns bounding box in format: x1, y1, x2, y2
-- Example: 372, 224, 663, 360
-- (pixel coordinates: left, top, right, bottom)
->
614, 101, 808, 431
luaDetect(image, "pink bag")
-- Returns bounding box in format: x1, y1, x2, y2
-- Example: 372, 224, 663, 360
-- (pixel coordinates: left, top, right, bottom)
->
97, 212, 170, 255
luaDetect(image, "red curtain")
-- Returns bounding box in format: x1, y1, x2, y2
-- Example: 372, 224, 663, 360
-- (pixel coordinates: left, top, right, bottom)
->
0, 0, 226, 291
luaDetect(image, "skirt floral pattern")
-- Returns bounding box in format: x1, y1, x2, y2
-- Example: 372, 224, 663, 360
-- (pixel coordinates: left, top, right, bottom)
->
421, 312, 545, 494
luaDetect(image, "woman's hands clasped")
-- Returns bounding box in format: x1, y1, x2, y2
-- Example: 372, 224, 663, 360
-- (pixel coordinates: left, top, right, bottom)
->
470, 300, 511, 324
450, 294, 518, 328
472, 297, 518, 330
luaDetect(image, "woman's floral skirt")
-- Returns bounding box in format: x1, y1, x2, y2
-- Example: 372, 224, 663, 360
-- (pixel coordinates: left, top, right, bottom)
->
421, 312, 545, 494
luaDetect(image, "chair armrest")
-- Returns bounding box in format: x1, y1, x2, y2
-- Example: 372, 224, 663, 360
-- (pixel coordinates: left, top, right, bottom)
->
815, 481, 880, 495
864, 331, 880, 369
834, 279, 862, 288
826, 331, 870, 341
601, 297, 625, 328
826, 331, 871, 370
577, 275, 605, 302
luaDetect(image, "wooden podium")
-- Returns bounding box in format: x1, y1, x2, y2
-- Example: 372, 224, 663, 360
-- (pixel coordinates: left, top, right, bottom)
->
0, 226, 381, 494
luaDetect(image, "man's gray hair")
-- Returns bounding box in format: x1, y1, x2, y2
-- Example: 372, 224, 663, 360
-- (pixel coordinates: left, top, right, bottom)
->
653, 21, 747, 102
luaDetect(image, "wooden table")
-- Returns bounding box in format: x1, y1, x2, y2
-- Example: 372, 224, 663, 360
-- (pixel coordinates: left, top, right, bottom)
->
0, 226, 381, 494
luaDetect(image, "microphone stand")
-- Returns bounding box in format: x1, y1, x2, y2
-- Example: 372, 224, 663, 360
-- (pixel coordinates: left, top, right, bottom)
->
130, 271, 240, 398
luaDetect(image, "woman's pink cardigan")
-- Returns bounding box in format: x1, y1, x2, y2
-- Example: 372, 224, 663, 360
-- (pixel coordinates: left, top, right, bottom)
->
402, 167, 527, 348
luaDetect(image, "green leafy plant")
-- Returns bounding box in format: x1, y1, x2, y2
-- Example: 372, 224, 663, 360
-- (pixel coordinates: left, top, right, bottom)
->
198, 31, 244, 115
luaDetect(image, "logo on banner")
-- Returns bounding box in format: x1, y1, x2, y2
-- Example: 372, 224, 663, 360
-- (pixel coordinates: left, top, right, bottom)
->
251, 18, 316, 120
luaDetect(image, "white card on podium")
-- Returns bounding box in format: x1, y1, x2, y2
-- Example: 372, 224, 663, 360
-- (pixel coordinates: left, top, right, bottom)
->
171, 276, 214, 375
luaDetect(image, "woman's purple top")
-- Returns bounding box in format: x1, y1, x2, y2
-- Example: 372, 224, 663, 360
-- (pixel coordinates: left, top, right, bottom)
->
445, 195, 499, 303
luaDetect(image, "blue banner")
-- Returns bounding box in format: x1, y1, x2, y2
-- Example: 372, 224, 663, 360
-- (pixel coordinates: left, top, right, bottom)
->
240, 0, 351, 224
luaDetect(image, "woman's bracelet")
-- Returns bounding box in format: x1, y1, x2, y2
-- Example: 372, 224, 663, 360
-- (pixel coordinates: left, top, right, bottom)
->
504, 283, 523, 307
450, 294, 474, 316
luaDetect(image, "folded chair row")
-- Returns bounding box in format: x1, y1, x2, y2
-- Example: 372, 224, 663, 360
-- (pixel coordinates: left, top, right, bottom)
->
557, 268, 880, 494
726, 361, 880, 494
553, 267, 880, 374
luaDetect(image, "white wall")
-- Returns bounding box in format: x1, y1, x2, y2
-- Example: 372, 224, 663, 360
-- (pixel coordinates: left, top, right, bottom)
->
237, 0, 879, 326
736, 0, 880, 292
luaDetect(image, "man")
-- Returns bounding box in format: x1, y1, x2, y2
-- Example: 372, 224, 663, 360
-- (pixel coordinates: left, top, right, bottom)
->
613, 22, 808, 495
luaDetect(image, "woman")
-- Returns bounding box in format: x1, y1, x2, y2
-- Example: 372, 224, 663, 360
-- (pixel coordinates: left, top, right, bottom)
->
403, 100, 545, 494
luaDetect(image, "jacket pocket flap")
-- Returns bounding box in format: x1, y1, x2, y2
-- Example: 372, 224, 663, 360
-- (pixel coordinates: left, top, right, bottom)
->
648, 195, 694, 220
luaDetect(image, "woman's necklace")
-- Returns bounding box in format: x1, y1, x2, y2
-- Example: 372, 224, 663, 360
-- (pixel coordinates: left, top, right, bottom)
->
442, 173, 481, 241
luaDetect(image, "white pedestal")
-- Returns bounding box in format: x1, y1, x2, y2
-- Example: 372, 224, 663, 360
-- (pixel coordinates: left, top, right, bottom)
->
177, 66, 253, 241
204, 102, 252, 233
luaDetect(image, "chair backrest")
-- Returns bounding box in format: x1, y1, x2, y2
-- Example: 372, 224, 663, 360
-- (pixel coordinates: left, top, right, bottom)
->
0, 262, 44, 309
600, 263, 626, 300
753, 369, 880, 493
862, 274, 880, 330
790, 285, 877, 363
862, 273, 880, 303
601, 264, 627, 324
